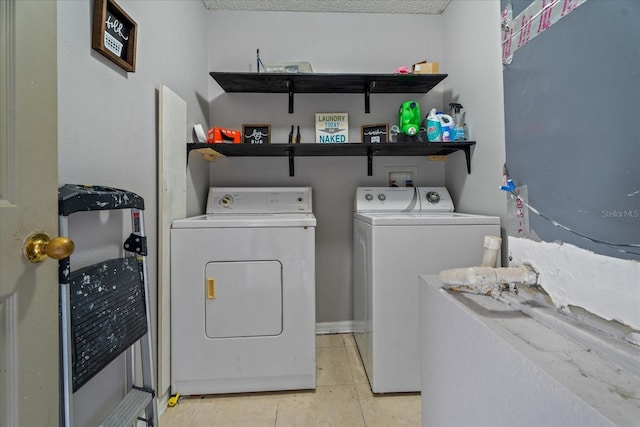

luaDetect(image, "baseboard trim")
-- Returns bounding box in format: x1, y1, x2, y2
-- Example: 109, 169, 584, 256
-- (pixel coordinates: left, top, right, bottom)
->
316, 321, 356, 335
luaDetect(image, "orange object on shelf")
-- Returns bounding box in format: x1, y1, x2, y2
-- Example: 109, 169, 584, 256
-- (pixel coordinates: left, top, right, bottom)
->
207, 127, 241, 144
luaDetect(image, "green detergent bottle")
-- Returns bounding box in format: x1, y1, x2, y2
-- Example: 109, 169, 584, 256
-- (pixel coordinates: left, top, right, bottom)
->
399, 101, 421, 136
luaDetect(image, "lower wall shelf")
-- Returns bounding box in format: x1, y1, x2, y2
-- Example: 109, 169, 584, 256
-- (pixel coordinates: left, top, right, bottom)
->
187, 142, 475, 176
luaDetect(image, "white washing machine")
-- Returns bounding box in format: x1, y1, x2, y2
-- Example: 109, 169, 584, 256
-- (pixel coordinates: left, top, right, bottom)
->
171, 187, 316, 395
353, 186, 500, 393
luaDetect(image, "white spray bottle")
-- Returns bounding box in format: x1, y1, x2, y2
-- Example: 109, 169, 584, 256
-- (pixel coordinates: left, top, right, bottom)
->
437, 112, 454, 142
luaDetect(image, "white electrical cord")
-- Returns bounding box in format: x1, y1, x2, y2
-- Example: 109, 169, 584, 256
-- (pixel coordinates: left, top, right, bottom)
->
504, 186, 640, 256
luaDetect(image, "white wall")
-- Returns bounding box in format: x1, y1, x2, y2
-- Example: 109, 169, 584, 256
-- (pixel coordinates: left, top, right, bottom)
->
205, 10, 446, 323
57, 1, 208, 425
442, 0, 507, 219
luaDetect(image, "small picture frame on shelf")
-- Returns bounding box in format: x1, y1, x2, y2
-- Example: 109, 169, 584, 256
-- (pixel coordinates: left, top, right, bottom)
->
361, 124, 388, 143
315, 113, 349, 143
242, 124, 271, 144
92, 0, 138, 72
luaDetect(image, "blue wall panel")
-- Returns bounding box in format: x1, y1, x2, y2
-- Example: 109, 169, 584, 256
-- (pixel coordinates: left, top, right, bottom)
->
502, 0, 639, 259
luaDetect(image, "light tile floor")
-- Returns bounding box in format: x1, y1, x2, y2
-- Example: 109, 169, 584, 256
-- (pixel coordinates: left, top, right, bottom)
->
160, 333, 421, 426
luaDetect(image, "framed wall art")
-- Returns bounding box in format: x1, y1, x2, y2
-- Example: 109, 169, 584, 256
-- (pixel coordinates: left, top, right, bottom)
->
242, 124, 271, 144
361, 123, 388, 143
92, 0, 138, 72
315, 113, 348, 143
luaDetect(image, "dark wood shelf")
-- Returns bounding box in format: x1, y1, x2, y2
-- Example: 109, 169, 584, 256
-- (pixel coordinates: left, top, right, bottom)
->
209, 72, 448, 113
188, 142, 475, 176
203, 72, 470, 176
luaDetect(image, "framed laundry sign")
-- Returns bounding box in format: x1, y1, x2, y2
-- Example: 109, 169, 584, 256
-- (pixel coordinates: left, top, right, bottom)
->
92, 0, 138, 72
361, 124, 388, 143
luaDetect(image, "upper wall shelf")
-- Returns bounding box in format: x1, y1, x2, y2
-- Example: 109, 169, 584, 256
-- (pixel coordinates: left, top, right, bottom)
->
209, 72, 448, 113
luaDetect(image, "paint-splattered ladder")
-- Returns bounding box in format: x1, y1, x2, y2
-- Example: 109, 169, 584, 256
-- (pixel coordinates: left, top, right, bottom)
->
58, 184, 157, 427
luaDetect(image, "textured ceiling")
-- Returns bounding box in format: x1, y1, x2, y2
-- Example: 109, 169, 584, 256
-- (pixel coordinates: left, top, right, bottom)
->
202, 0, 452, 14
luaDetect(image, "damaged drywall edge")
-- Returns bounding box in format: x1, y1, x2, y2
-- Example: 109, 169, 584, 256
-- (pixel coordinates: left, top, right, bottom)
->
508, 236, 640, 332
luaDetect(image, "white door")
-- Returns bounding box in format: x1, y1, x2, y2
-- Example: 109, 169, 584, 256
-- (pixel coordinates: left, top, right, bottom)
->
204, 260, 283, 338
0, 1, 62, 426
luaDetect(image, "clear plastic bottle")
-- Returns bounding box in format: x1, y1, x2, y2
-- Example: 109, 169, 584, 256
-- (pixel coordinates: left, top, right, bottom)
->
449, 103, 467, 141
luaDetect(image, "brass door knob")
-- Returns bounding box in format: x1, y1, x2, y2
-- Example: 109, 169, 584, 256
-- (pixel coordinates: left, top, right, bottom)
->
23, 233, 75, 263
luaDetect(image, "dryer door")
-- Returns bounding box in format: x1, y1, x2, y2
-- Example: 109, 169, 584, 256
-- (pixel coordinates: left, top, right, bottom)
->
204, 260, 283, 338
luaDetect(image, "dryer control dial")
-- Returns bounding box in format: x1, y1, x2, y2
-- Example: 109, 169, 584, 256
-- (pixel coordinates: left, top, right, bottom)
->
425, 191, 440, 204
219, 195, 234, 207
377, 193, 387, 201
365, 193, 374, 201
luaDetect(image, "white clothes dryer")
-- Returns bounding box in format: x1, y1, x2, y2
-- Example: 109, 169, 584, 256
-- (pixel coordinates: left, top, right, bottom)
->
353, 186, 500, 393
171, 187, 316, 395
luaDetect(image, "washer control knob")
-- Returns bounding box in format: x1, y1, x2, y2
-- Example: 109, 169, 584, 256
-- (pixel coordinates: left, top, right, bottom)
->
426, 191, 440, 204
365, 193, 374, 201
377, 193, 386, 201
220, 195, 233, 207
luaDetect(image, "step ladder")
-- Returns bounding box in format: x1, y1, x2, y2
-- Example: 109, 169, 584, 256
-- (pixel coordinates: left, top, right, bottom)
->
58, 184, 158, 427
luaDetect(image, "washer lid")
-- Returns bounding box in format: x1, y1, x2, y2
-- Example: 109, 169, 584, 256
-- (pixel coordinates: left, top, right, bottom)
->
354, 212, 500, 226
172, 213, 317, 228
